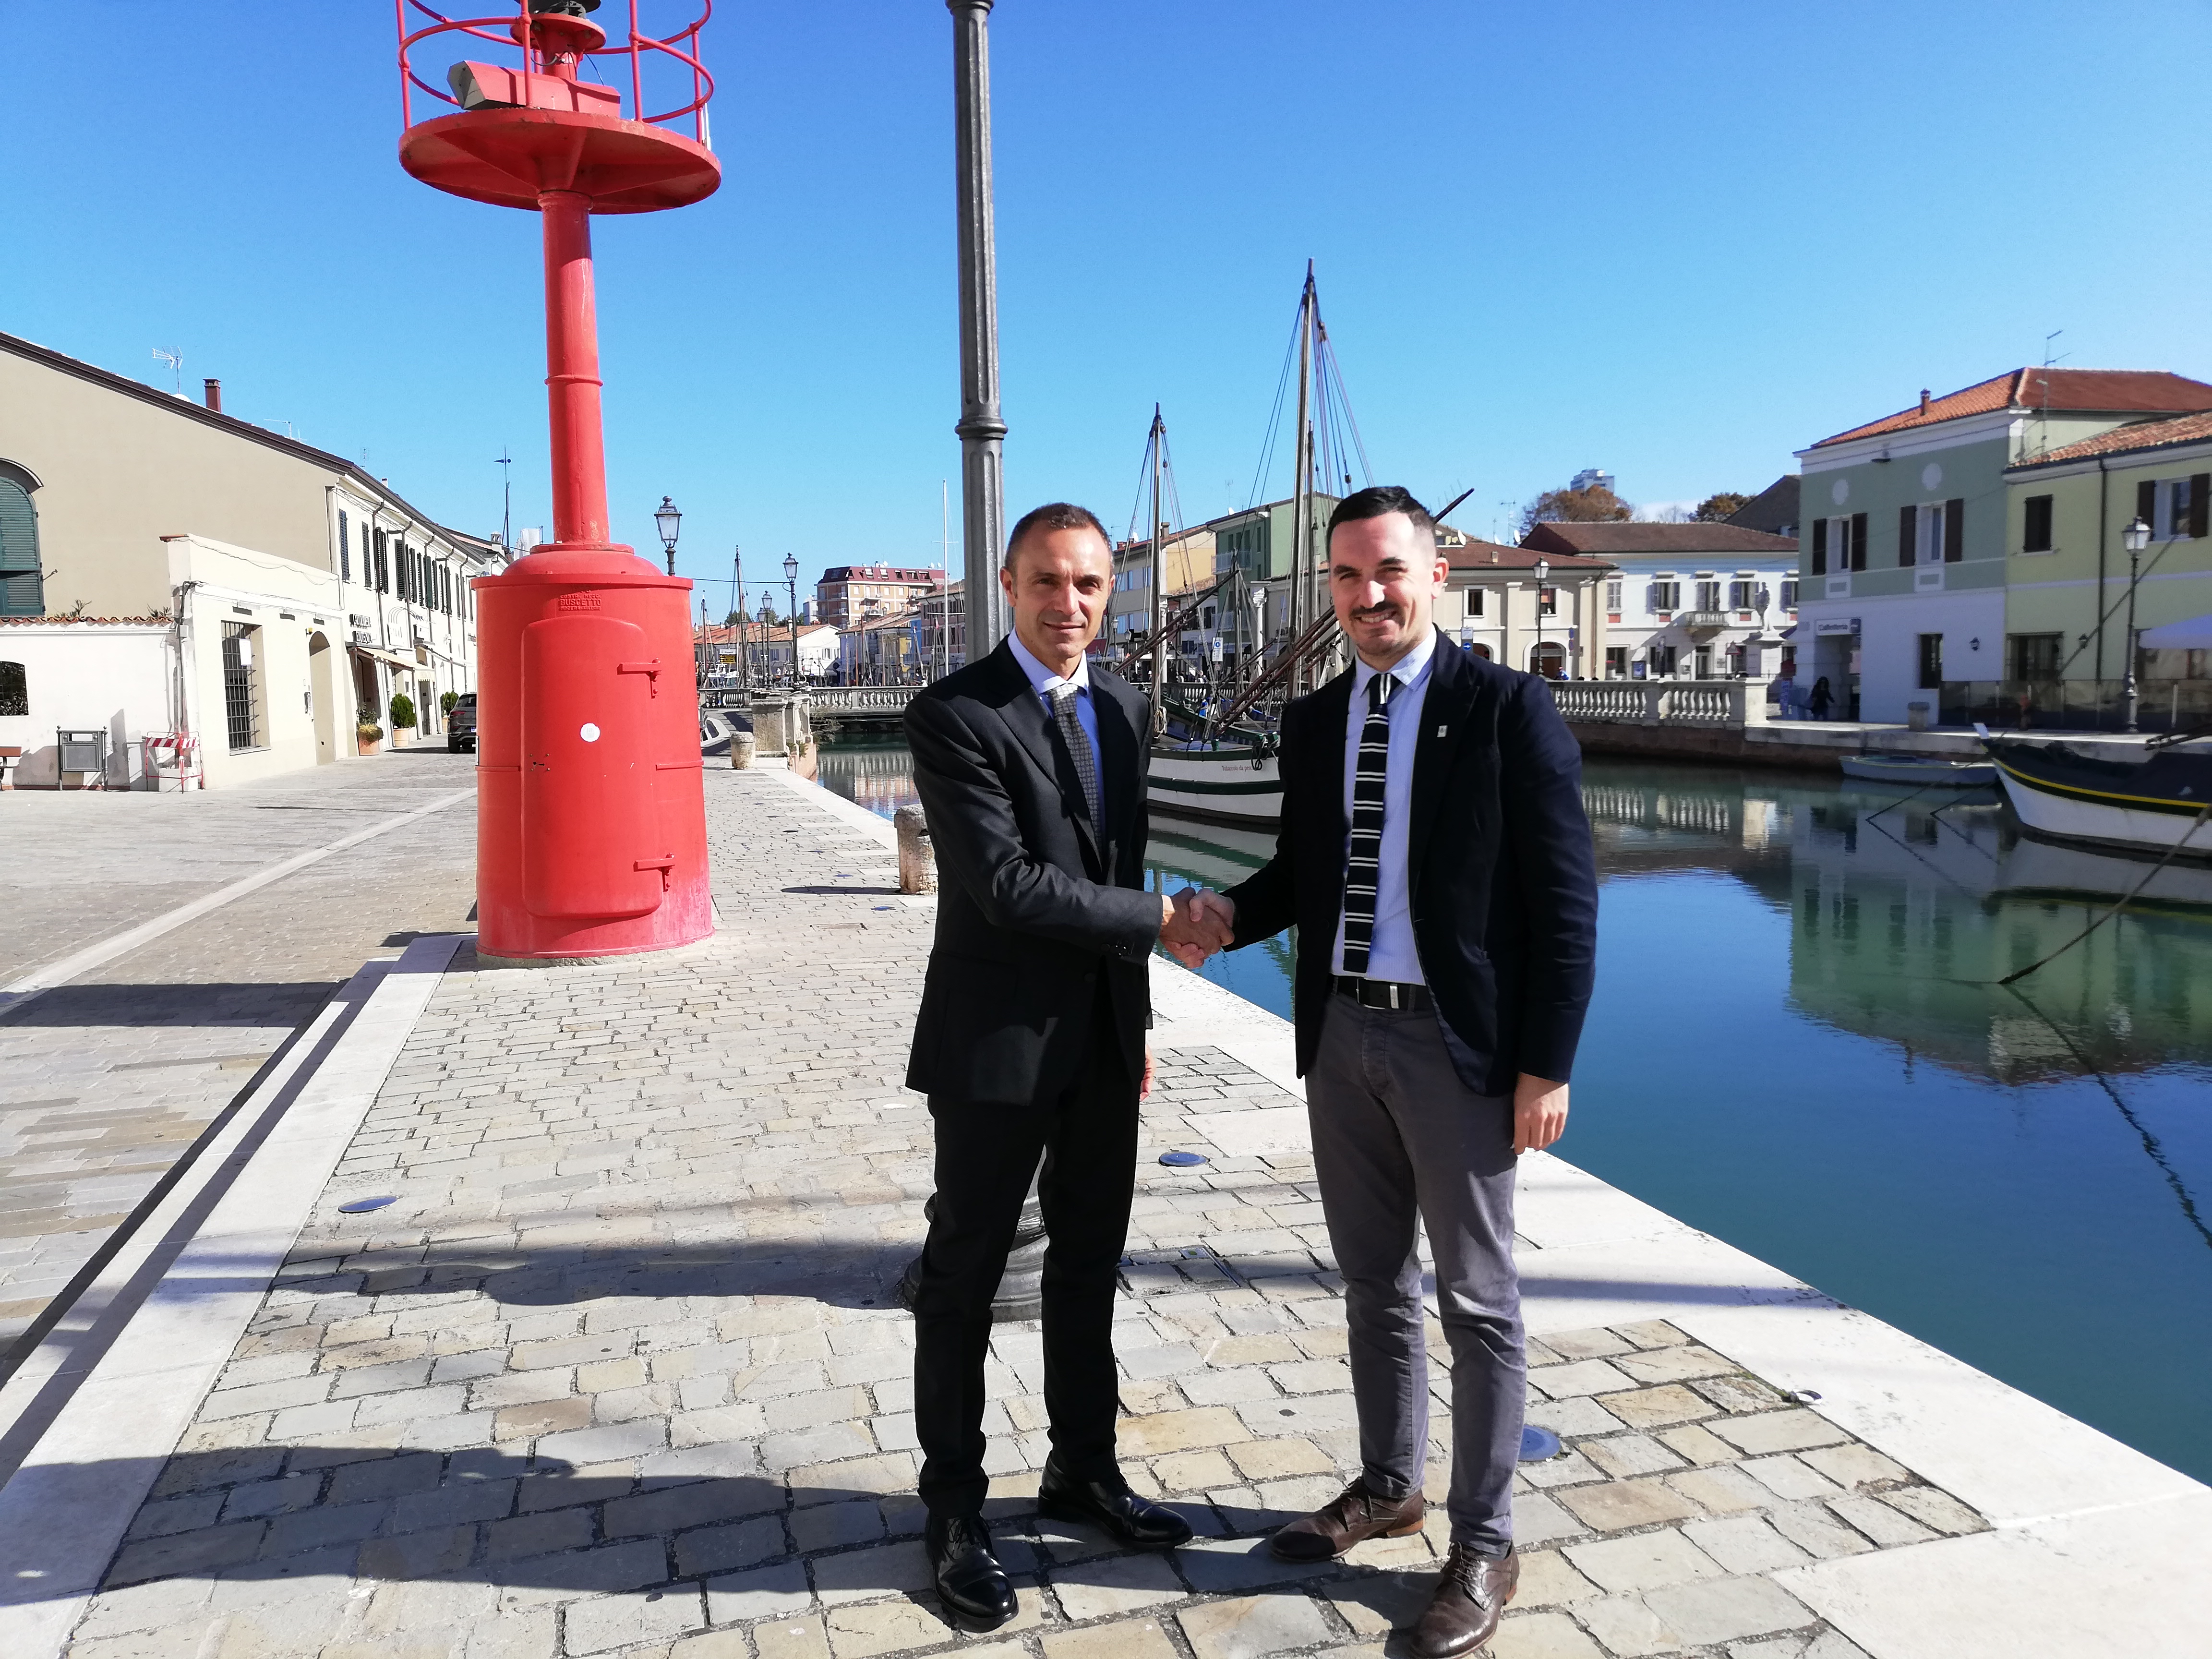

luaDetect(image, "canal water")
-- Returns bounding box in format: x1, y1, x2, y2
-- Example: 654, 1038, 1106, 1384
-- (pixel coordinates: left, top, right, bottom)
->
817, 737, 2212, 1484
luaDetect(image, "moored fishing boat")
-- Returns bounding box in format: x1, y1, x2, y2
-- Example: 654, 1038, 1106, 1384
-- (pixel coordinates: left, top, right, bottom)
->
1148, 738, 1282, 827
1838, 753, 1997, 788
1983, 733, 2212, 860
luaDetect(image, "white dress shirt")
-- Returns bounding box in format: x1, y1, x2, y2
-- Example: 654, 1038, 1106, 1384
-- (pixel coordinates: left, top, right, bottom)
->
1007, 632, 1102, 779
1331, 627, 1437, 983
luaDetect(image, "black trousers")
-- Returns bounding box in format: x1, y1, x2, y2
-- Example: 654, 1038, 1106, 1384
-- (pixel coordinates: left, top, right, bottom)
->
913, 994, 1138, 1517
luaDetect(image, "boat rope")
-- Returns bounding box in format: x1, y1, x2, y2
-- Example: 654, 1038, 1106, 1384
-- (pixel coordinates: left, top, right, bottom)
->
1998, 983, 2212, 1254
1996, 799, 2212, 984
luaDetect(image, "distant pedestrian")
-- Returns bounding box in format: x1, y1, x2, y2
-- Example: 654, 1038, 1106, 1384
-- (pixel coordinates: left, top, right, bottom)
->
1770, 669, 1797, 720
1808, 675, 1834, 720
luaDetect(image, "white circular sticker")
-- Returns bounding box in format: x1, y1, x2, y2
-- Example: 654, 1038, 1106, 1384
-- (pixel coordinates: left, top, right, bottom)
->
1830, 478, 1850, 505
1921, 462, 1944, 491
579, 722, 601, 743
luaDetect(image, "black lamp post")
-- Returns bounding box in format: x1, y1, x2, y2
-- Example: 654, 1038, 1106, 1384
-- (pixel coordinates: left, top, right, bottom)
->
784, 553, 801, 688
654, 495, 682, 577
2122, 516, 2151, 732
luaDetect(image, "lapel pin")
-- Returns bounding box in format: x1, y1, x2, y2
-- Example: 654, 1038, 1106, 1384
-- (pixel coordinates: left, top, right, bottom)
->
1436, 725, 1447, 738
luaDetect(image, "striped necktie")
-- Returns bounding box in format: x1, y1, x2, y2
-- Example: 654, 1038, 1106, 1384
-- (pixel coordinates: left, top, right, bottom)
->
1341, 671, 1393, 976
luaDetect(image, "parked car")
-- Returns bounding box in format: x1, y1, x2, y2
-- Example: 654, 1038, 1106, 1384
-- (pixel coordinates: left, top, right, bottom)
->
446, 693, 478, 753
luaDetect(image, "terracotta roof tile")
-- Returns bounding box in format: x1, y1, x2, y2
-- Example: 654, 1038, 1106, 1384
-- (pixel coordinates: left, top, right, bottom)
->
1518, 522, 1797, 555
2013, 409, 2212, 469
1813, 369, 2212, 448
1444, 538, 1612, 570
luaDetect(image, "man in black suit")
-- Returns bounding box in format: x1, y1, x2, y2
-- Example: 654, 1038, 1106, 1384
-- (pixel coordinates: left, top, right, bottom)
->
1182, 486, 1598, 1658
903, 502, 1216, 1630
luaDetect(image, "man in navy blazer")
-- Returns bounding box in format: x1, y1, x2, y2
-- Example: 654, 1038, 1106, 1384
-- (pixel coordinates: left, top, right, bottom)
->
1183, 486, 1597, 1658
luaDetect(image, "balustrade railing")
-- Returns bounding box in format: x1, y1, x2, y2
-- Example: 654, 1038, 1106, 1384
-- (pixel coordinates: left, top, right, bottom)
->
1551, 679, 1772, 728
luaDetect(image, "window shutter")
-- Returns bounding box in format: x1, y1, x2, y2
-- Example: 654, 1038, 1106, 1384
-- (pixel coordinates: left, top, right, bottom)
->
1944, 499, 1964, 563
2191, 474, 2210, 540
0, 479, 41, 617
338, 510, 350, 581
1850, 512, 1868, 571
1899, 505, 1916, 566
1812, 518, 1827, 575
2137, 479, 2157, 531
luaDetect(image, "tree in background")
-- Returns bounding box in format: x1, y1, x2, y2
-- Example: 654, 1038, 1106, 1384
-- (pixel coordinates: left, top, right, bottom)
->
1694, 492, 1753, 522
1519, 481, 1632, 538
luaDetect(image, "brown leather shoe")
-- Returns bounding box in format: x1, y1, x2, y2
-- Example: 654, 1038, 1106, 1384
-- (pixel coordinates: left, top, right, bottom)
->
1268, 1478, 1424, 1562
1411, 1544, 1518, 1659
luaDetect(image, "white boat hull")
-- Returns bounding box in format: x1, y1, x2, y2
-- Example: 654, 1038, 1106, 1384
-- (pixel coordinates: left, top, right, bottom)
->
1996, 769, 2212, 859
1839, 755, 1996, 788
1147, 746, 1282, 827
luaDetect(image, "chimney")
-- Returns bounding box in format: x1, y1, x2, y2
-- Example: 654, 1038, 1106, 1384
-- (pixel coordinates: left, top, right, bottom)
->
203, 378, 223, 413
1918, 388, 1931, 414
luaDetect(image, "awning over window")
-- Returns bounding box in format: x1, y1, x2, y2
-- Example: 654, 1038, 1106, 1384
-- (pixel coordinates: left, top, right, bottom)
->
349, 644, 421, 673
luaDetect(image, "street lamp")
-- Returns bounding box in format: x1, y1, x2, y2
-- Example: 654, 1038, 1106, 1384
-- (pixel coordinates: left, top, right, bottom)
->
654, 495, 682, 577
784, 553, 801, 689
1753, 586, 1771, 678
1533, 558, 1551, 678
2122, 515, 2151, 732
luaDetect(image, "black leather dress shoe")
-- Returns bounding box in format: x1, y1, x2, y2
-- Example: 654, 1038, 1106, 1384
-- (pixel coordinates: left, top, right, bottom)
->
926, 1512, 1016, 1631
1037, 1460, 1194, 1549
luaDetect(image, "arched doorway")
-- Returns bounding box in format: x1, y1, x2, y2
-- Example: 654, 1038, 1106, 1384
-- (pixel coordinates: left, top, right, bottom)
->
1467, 642, 1492, 660
308, 633, 338, 763
1527, 642, 1566, 679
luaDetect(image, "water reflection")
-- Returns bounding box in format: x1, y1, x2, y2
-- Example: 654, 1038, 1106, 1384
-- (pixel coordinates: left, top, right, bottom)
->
818, 739, 2212, 1480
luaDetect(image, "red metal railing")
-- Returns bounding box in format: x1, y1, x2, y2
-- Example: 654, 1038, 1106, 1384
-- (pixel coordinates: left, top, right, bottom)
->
397, 1, 713, 144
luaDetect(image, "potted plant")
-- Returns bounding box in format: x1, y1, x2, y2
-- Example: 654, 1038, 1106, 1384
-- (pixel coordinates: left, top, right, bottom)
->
356, 718, 384, 756
440, 690, 460, 716
389, 692, 418, 747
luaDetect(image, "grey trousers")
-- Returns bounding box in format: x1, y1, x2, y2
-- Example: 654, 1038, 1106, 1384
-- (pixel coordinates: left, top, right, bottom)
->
1306, 991, 1525, 1551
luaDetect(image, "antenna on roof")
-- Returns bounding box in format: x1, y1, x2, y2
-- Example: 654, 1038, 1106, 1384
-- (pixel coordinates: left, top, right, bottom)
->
495, 448, 514, 550
151, 347, 182, 395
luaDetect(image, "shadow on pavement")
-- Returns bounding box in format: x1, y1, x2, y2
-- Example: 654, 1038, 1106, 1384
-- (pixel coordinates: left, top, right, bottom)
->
292, 1241, 915, 1313
0, 982, 337, 1028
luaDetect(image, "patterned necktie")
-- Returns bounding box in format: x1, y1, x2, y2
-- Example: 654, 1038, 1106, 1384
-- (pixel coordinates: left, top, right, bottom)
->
1049, 682, 1104, 838
1341, 671, 1393, 976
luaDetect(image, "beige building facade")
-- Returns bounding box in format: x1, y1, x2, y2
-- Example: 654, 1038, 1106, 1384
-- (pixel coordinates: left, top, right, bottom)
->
0, 330, 500, 787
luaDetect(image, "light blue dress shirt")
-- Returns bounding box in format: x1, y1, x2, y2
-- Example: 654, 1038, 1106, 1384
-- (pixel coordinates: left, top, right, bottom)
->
1331, 627, 1436, 983
1007, 632, 1102, 781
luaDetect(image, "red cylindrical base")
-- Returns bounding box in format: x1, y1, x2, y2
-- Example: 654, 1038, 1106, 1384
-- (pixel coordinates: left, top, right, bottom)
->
474, 546, 711, 960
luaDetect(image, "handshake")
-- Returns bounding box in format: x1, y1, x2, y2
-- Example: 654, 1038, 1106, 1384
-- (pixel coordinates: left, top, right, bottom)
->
1159, 887, 1236, 970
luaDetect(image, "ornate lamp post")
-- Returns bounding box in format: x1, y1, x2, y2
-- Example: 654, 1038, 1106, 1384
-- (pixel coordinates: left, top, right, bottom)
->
655, 495, 683, 577
2122, 516, 2151, 732
949, 0, 1007, 656
1249, 581, 1267, 684
784, 553, 802, 687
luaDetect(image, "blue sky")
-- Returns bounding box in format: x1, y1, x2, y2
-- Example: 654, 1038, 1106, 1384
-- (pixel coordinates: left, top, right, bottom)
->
4, 1, 2209, 605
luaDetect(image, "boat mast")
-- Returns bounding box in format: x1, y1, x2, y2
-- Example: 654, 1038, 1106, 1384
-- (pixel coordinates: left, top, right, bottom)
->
1148, 405, 1167, 729
1289, 264, 1317, 694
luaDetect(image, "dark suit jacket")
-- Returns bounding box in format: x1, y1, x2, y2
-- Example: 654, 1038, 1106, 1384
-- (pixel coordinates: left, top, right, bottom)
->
1221, 630, 1598, 1097
904, 641, 1161, 1105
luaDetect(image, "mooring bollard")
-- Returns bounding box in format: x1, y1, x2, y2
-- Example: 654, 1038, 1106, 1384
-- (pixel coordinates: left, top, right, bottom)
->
728, 731, 755, 769
895, 805, 937, 894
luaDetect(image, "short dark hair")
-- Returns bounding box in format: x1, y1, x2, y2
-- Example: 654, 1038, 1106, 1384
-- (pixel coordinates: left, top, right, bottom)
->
1326, 485, 1435, 546
1005, 502, 1109, 570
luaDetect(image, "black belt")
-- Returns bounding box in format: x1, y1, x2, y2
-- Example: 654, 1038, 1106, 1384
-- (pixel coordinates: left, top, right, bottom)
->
1334, 975, 1433, 1012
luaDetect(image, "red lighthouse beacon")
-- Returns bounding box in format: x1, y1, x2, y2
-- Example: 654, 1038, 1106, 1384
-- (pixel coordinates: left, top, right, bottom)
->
397, 1, 720, 961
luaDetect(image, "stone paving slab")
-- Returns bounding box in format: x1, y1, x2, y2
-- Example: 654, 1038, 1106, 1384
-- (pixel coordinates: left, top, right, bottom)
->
31, 768, 2020, 1659
0, 752, 478, 1350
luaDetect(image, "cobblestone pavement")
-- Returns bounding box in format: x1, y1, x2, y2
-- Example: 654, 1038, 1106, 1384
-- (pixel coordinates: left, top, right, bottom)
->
0, 750, 478, 1348
58, 769, 1988, 1658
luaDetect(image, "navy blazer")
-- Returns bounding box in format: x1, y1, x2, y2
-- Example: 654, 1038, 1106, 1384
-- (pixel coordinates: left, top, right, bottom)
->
903, 641, 1160, 1105
1221, 630, 1598, 1096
